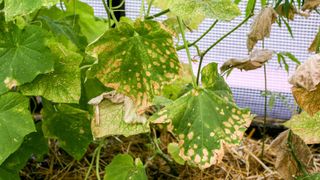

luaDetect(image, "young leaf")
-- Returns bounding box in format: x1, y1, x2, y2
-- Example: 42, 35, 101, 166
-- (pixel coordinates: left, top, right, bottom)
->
42, 101, 92, 160
20, 41, 83, 104
87, 19, 181, 113
281, 16, 294, 38
0, 123, 48, 179
3, 0, 58, 21
150, 63, 252, 169
284, 111, 320, 144
104, 154, 148, 180
0, 92, 36, 165
0, 25, 54, 95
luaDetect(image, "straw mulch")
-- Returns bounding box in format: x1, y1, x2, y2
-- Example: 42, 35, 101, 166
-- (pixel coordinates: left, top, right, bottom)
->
21, 130, 320, 180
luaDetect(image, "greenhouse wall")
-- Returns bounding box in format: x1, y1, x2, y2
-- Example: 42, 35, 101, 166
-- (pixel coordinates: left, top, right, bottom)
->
83, 0, 320, 120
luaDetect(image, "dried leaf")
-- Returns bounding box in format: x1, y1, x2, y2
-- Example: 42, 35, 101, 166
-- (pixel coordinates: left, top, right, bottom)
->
270, 130, 313, 180
247, 7, 277, 51
220, 49, 273, 73
276, 4, 296, 20
289, 54, 320, 91
308, 30, 320, 53
292, 85, 320, 116
302, 0, 320, 11
284, 111, 320, 144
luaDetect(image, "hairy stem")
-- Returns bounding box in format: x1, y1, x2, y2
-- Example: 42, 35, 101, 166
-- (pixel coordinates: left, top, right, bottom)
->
177, 20, 219, 51
177, 16, 198, 88
196, 15, 253, 85
145, 9, 170, 20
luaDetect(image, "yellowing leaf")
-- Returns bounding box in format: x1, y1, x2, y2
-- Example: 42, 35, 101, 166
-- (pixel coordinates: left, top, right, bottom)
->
247, 7, 277, 51
302, 0, 320, 11
292, 85, 320, 116
284, 111, 320, 144
270, 130, 313, 180
308, 30, 320, 53
220, 49, 273, 73
289, 54, 320, 91
87, 19, 180, 113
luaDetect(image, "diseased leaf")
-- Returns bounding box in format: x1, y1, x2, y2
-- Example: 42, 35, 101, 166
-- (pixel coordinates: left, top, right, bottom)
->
20, 41, 82, 103
220, 49, 273, 73
87, 19, 180, 113
270, 130, 313, 180
42, 101, 92, 160
276, 3, 296, 20
284, 111, 320, 144
104, 154, 147, 180
3, 0, 58, 21
247, 7, 277, 51
151, 0, 241, 29
0, 123, 48, 179
0, 92, 35, 165
309, 29, 320, 53
0, 25, 54, 95
168, 143, 185, 165
292, 85, 320, 116
89, 92, 150, 139
302, 0, 320, 11
150, 63, 252, 169
289, 54, 320, 91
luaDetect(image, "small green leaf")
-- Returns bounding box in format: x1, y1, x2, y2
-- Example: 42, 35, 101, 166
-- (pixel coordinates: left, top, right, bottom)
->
281, 16, 294, 38
261, 0, 267, 7
104, 154, 148, 180
284, 111, 320, 144
87, 19, 180, 111
20, 41, 83, 104
0, 25, 54, 95
268, 94, 276, 110
246, 0, 256, 17
234, 0, 242, 5
42, 100, 92, 160
167, 143, 185, 165
0, 123, 48, 179
3, 0, 58, 21
0, 92, 36, 165
284, 52, 300, 65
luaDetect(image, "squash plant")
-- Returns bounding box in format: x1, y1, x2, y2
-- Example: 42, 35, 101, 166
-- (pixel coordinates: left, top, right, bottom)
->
2, 0, 318, 179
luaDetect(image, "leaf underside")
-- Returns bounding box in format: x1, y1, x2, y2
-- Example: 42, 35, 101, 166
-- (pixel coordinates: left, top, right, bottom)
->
87, 19, 181, 112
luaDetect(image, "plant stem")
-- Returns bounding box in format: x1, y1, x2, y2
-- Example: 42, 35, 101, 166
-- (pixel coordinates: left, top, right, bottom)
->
84, 148, 98, 180
145, 9, 170, 20
140, 0, 145, 17
146, 0, 154, 17
261, 40, 267, 159
196, 15, 253, 85
95, 141, 103, 180
177, 20, 219, 50
177, 16, 198, 88
102, 0, 119, 27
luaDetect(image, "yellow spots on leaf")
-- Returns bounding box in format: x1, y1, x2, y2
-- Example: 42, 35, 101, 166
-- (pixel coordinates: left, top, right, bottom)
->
192, 89, 200, 96
179, 134, 185, 139
232, 114, 240, 120
237, 110, 242, 115
223, 121, 232, 128
144, 41, 149, 46
188, 123, 191, 127
203, 149, 209, 157
188, 149, 195, 156
153, 61, 160, 66
153, 82, 160, 90
232, 108, 236, 113
165, 49, 171, 55
154, 114, 168, 123
146, 71, 151, 77
170, 62, 175, 68
137, 82, 142, 89
151, 43, 157, 49
187, 132, 194, 140
4, 77, 17, 89
178, 139, 184, 146
193, 144, 198, 149
194, 154, 201, 163
210, 132, 215, 137
224, 128, 231, 134
219, 109, 225, 115
228, 118, 235, 125
160, 57, 166, 63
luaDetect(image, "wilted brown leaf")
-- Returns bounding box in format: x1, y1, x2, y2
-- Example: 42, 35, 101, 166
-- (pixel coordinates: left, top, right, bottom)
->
247, 7, 277, 51
270, 130, 313, 180
220, 49, 273, 73
302, 0, 320, 11
289, 54, 320, 91
292, 85, 320, 116
309, 30, 320, 53
276, 4, 296, 20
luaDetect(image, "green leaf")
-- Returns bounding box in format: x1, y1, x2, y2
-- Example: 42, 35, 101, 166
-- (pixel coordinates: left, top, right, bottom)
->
280, 16, 294, 38
284, 111, 320, 144
284, 52, 300, 65
151, 0, 241, 29
234, 0, 242, 5
42, 101, 92, 160
0, 92, 36, 165
0, 123, 48, 179
63, 0, 108, 43
296, 173, 320, 180
20, 41, 82, 104
167, 143, 185, 165
87, 19, 180, 111
261, 0, 267, 7
90, 98, 150, 139
104, 154, 148, 180
150, 64, 252, 169
246, 0, 256, 17
3, 0, 58, 21
0, 25, 54, 95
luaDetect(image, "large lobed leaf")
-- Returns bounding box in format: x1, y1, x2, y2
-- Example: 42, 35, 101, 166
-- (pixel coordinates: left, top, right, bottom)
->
0, 92, 35, 165
151, 0, 241, 29
3, 0, 58, 21
87, 19, 181, 112
20, 41, 82, 104
150, 63, 252, 169
42, 101, 92, 160
0, 25, 54, 95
